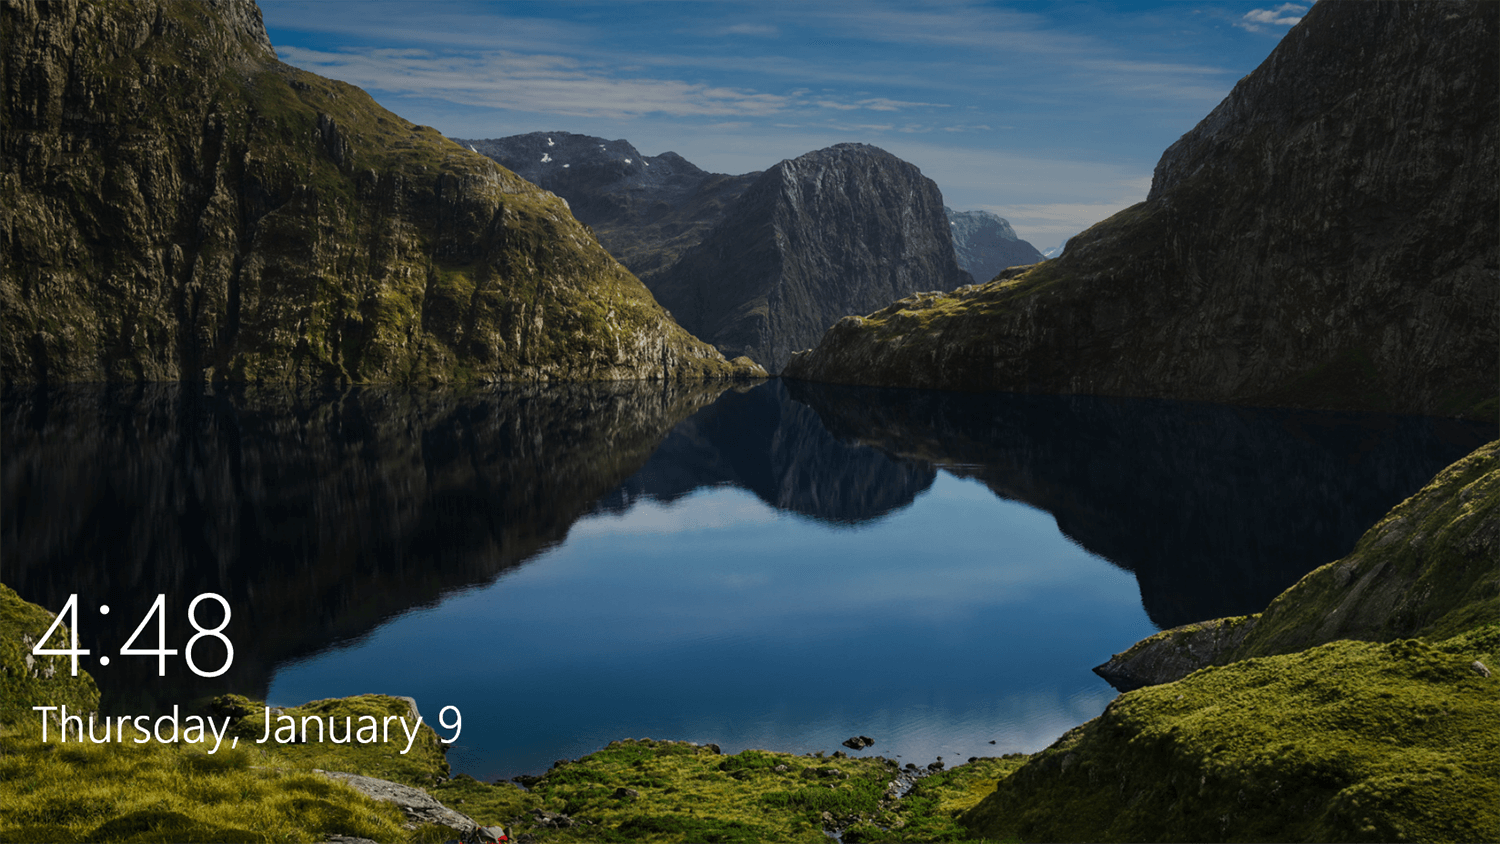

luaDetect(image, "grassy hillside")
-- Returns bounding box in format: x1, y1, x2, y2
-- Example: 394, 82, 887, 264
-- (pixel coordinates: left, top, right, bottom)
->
2, 1, 759, 384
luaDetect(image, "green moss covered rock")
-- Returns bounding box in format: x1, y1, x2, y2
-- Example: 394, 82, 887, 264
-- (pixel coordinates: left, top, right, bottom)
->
2, 1, 760, 385
963, 626, 1500, 843
965, 441, 1500, 843
1096, 440, 1500, 690
0, 583, 99, 727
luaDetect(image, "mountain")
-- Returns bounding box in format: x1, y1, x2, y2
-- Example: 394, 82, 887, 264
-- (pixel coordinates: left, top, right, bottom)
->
649, 143, 973, 372
454, 132, 759, 283
944, 207, 1043, 283
1, 2, 757, 385
786, 0, 1498, 419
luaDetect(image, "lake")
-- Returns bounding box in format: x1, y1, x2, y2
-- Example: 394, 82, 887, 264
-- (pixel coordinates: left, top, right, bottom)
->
4, 379, 1489, 782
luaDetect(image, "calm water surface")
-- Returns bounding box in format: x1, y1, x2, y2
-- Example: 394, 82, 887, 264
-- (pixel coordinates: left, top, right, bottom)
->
5, 380, 1489, 780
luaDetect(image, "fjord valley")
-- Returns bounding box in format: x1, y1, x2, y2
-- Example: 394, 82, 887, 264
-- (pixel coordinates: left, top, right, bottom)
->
785, 0, 1499, 422
5, 0, 1500, 842
0, 0, 760, 386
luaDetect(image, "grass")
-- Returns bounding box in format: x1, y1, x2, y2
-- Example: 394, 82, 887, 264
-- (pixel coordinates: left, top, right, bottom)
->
0, 725, 416, 843
961, 624, 1500, 844
426, 740, 1026, 843
966, 441, 1500, 843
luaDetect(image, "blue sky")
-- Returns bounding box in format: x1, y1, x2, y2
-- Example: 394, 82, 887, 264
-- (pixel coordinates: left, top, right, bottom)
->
258, 1, 1306, 249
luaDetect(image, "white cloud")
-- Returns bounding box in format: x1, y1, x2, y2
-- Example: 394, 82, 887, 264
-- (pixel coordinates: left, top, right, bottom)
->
1235, 4, 1306, 33
720, 23, 779, 36
811, 96, 945, 113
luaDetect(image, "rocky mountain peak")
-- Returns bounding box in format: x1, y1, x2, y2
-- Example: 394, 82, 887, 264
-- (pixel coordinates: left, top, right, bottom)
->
458, 131, 712, 195
203, 0, 276, 59
650, 143, 972, 373
456, 131, 760, 282
944, 206, 1043, 284
946, 207, 1017, 241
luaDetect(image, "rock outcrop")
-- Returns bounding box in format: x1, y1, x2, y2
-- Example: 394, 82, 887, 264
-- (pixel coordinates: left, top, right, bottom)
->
1094, 439, 1500, 691
455, 132, 759, 282
786, 0, 1498, 419
1, 1, 754, 384
650, 143, 972, 372
960, 440, 1500, 843
944, 207, 1042, 284
317, 771, 479, 837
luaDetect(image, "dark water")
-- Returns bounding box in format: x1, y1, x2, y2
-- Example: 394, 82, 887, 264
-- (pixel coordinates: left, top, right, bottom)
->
4, 380, 1490, 779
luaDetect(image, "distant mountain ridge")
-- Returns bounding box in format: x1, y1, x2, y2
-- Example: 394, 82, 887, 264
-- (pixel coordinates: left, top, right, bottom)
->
944, 207, 1044, 283
455, 132, 759, 282
460, 136, 986, 372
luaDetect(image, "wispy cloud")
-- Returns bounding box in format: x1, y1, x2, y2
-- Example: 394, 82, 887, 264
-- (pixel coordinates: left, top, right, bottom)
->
1235, 4, 1307, 33
278, 46, 789, 118
280, 43, 957, 121
720, 23, 779, 37
811, 2, 1235, 101
813, 96, 945, 112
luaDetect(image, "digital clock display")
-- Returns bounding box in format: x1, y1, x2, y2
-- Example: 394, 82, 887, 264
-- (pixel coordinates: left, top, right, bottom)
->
32, 593, 234, 679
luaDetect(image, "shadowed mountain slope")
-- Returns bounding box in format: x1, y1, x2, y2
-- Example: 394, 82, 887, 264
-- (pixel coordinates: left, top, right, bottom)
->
650, 143, 972, 372
945, 206, 1044, 284
456, 132, 760, 284
786, 0, 1498, 419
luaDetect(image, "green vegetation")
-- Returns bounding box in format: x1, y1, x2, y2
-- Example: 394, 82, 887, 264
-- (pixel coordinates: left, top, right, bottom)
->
1240, 441, 1499, 653
5, 1, 760, 384
0, 584, 99, 725
426, 740, 1023, 843
0, 727, 416, 844
961, 625, 1500, 843
961, 441, 1500, 843
0, 586, 428, 842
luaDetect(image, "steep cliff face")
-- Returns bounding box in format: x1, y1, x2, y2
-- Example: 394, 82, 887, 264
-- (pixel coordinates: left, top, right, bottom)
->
457, 132, 759, 283
786, 0, 1498, 419
944, 207, 1043, 284
651, 143, 972, 373
1, 1, 753, 384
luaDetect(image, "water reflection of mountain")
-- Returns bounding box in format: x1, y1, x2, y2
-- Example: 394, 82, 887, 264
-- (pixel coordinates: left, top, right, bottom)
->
592, 380, 936, 524
2, 382, 728, 714
786, 381, 1494, 629
9, 379, 1488, 716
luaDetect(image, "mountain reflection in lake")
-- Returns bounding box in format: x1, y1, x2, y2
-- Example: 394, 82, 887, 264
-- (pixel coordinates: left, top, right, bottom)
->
4, 380, 1489, 780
